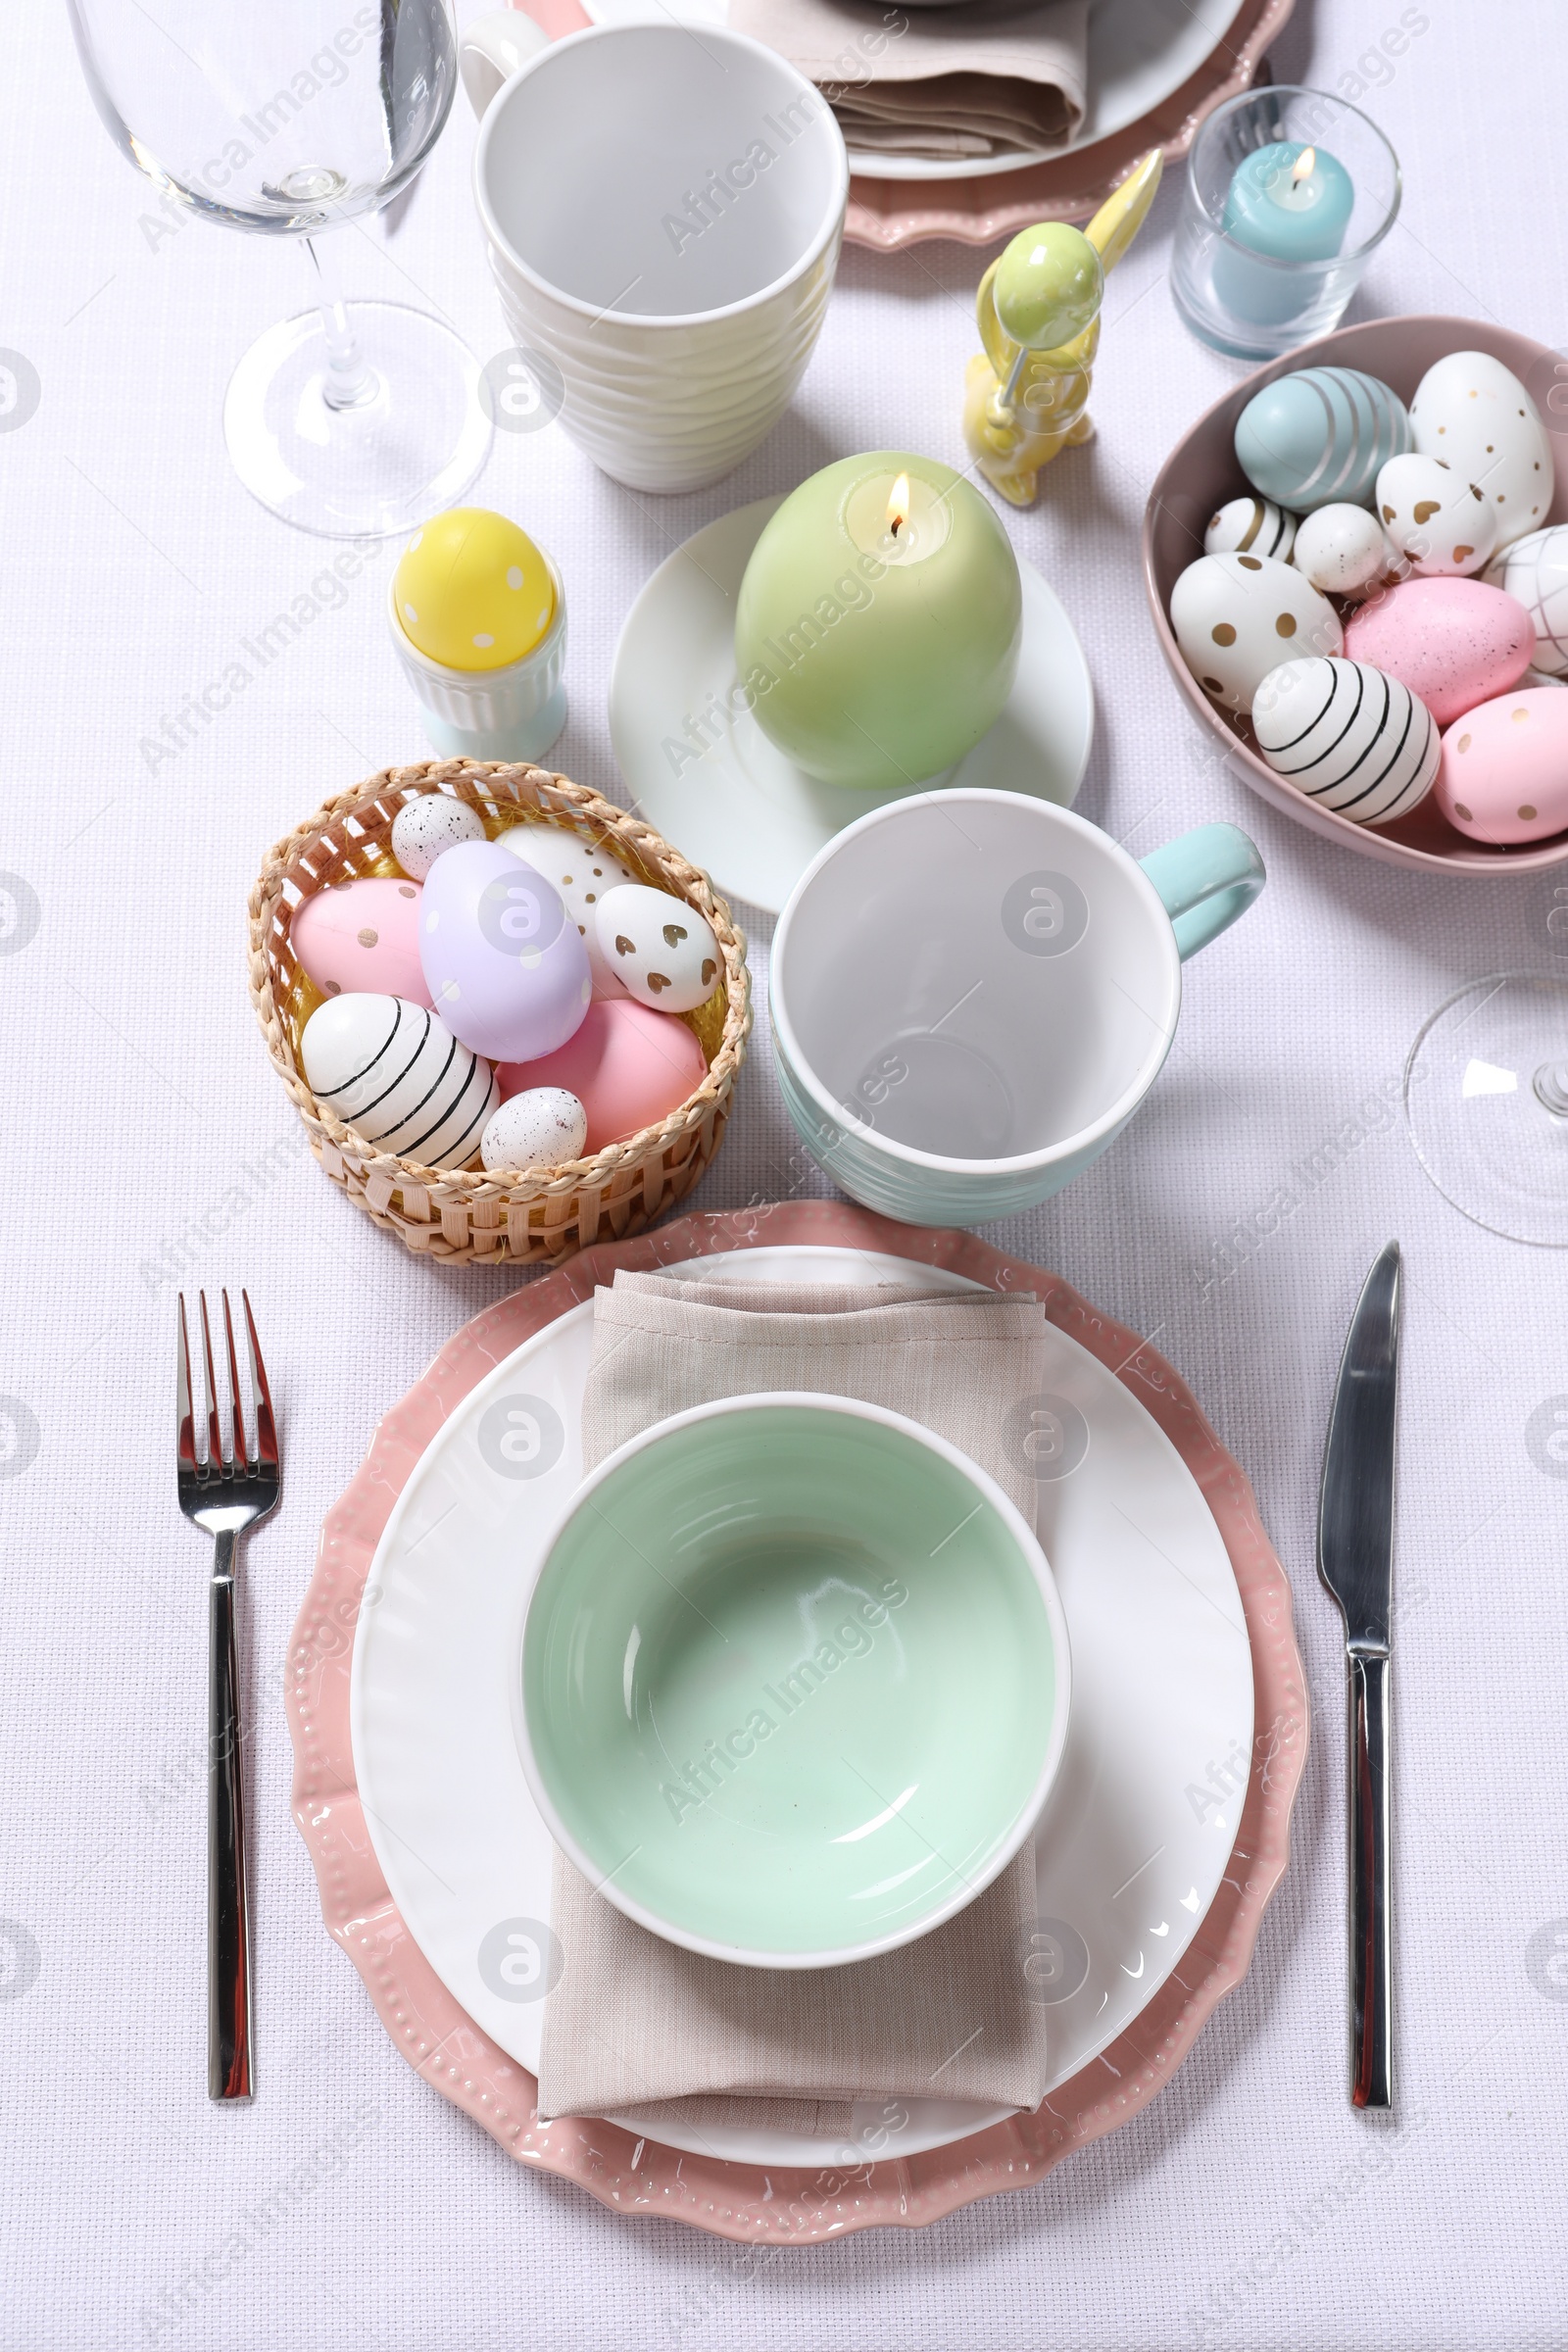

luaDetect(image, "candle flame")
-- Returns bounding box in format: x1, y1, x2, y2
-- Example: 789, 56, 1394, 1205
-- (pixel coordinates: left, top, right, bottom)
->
1292, 146, 1316, 184
887, 472, 910, 538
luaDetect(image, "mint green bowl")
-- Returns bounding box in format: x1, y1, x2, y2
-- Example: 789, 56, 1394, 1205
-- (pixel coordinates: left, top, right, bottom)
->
514, 1393, 1071, 1968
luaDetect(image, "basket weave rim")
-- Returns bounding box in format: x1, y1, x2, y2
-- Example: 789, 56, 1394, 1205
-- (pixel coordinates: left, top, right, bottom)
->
245, 758, 752, 1195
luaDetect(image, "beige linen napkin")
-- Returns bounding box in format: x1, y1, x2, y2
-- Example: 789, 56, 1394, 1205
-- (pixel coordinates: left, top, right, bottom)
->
728, 0, 1090, 160
536, 1271, 1058, 2132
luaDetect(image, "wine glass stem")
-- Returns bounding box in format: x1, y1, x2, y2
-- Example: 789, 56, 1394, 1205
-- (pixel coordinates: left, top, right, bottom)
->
302, 235, 377, 412
1534, 1063, 1568, 1118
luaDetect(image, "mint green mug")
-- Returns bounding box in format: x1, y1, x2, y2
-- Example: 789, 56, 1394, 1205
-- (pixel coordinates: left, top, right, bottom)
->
770, 789, 1264, 1226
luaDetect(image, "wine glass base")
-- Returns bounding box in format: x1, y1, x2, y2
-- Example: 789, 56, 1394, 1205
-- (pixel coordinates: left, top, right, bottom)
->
223, 302, 492, 539
1404, 973, 1568, 1246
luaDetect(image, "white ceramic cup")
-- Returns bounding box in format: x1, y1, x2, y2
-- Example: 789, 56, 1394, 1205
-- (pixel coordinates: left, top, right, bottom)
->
462, 16, 849, 494
770, 790, 1265, 1227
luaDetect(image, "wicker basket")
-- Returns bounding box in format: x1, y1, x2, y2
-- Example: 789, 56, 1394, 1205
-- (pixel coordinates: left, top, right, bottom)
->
247, 760, 752, 1265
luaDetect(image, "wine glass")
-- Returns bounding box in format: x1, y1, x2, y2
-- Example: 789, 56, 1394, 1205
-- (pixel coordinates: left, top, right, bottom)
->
68, 0, 492, 537
1404, 972, 1568, 1246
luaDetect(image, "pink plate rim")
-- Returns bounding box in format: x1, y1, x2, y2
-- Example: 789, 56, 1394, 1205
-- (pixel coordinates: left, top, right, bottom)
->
287, 1200, 1308, 2242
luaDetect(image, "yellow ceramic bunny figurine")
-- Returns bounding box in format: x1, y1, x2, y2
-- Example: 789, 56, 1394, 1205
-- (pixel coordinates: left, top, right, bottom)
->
963, 149, 1163, 507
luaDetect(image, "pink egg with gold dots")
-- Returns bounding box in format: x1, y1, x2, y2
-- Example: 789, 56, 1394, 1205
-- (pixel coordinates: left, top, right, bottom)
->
289, 876, 431, 1005
1437, 690, 1568, 844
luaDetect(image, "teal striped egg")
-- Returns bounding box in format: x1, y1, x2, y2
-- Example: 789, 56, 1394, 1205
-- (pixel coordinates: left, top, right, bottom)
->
1235, 368, 1413, 514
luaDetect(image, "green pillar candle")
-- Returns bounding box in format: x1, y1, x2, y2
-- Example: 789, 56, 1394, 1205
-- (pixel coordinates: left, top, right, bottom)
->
734, 451, 1022, 790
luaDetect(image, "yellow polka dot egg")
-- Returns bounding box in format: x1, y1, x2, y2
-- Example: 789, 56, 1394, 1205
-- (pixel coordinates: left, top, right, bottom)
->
393, 507, 556, 672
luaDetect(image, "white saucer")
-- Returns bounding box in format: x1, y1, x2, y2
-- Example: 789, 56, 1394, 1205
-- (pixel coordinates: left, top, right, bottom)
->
609, 498, 1094, 914
580, 0, 1249, 183
351, 1245, 1253, 2171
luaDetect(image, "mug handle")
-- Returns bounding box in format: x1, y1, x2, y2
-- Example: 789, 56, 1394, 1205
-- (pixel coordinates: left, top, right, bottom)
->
460, 9, 553, 119
1139, 822, 1265, 962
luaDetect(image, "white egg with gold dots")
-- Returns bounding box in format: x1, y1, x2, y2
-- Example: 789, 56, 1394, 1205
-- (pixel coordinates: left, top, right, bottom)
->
1168, 551, 1343, 714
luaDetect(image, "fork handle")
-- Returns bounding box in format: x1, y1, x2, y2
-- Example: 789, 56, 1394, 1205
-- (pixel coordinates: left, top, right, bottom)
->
209, 1532, 252, 2101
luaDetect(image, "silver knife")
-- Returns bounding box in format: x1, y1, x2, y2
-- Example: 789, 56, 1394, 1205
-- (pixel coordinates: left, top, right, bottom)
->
1317, 1241, 1400, 2109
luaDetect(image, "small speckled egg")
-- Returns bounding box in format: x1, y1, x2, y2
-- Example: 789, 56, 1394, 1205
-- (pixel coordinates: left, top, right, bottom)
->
1436, 690, 1568, 843
1235, 367, 1412, 513
1344, 575, 1535, 727
479, 1087, 588, 1172
300, 994, 497, 1167
390, 794, 487, 880
1525, 667, 1568, 691
1410, 350, 1554, 550
290, 877, 429, 1006
1169, 551, 1343, 712
1485, 524, 1568, 674
1290, 504, 1391, 596
495, 822, 639, 1000
1375, 452, 1497, 577
1252, 657, 1439, 825
497, 999, 707, 1154
418, 840, 591, 1062
392, 507, 556, 672
593, 883, 721, 1014
1203, 495, 1297, 562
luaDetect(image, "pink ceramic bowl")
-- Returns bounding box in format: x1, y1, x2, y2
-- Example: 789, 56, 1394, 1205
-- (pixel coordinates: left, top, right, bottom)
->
1144, 315, 1568, 878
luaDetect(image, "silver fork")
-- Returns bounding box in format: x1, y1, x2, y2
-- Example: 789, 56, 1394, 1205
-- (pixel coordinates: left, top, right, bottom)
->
176, 1291, 279, 2102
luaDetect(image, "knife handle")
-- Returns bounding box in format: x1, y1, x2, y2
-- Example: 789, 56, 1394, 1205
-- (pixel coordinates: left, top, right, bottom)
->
1348, 1648, 1393, 2110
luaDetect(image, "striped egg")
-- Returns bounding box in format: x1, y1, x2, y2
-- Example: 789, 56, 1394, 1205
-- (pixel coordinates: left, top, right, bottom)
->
1203, 495, 1297, 562
1251, 657, 1440, 826
300, 993, 498, 1169
1235, 368, 1413, 514
1485, 524, 1568, 674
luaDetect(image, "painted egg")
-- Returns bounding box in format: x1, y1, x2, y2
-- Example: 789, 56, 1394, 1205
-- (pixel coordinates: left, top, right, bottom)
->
1344, 575, 1535, 727
1526, 668, 1568, 691
1374, 452, 1497, 577
497, 999, 707, 1154
1291, 503, 1390, 596
1436, 690, 1568, 844
300, 994, 497, 1168
1234, 367, 1412, 513
593, 883, 721, 1014
418, 840, 591, 1063
1410, 350, 1554, 550
1251, 657, 1439, 826
1169, 551, 1343, 713
290, 877, 430, 1006
392, 506, 556, 672
479, 1087, 588, 1173
390, 793, 487, 881
495, 821, 638, 1000
1203, 495, 1297, 562
1484, 524, 1568, 674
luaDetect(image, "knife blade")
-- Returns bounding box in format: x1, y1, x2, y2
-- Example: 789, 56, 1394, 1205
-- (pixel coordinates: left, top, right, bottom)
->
1317, 1240, 1400, 2110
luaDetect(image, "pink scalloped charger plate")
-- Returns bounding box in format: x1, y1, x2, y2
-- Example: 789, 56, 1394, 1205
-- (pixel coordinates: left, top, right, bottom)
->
287, 1202, 1307, 2241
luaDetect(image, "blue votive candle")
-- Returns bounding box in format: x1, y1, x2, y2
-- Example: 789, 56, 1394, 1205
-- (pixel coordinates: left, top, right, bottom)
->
1212, 142, 1354, 326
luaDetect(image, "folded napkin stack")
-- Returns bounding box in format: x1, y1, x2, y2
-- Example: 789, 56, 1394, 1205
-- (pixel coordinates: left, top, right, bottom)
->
537, 1269, 1060, 2133
728, 0, 1090, 161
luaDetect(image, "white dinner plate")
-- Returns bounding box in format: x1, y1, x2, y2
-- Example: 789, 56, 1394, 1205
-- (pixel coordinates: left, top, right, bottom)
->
580, 0, 1249, 181
608, 498, 1093, 914
351, 1246, 1254, 2169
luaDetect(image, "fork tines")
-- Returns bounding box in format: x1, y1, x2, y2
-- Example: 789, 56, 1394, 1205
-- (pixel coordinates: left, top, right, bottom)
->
176, 1291, 277, 1480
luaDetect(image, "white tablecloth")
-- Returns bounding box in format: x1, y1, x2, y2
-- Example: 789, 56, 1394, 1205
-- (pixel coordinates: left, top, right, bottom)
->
4, 3, 1564, 2344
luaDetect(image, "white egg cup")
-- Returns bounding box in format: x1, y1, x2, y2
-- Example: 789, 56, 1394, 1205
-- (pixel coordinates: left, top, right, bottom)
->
388, 554, 567, 762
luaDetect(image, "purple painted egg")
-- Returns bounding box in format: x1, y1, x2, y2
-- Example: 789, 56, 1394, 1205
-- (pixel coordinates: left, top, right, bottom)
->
417, 840, 591, 1062
1344, 576, 1535, 728
290, 877, 430, 1006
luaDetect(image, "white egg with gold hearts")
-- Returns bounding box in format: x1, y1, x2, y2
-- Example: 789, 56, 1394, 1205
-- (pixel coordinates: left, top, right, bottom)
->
1375, 452, 1497, 577
593, 883, 721, 1014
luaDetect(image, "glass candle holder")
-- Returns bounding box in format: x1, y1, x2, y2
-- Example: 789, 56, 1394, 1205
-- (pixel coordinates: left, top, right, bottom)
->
1171, 87, 1400, 360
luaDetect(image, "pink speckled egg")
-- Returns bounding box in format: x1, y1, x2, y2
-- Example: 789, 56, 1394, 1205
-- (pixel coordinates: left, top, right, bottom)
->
418, 840, 591, 1062
290, 877, 430, 1006
1344, 576, 1534, 727
1436, 690, 1568, 844
497, 999, 706, 1153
